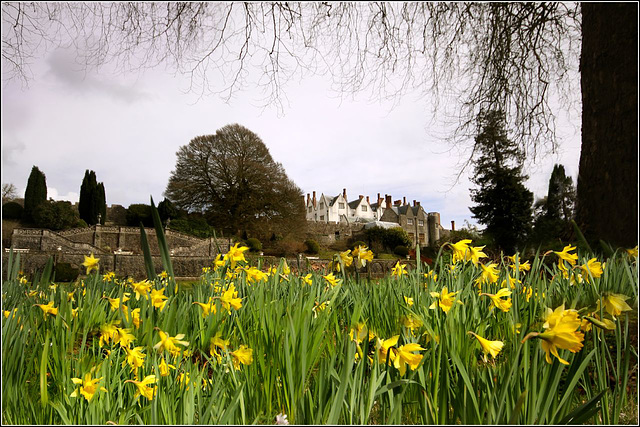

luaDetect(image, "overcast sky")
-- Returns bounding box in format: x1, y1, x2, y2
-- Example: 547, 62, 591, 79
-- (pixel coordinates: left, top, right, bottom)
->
2, 44, 582, 230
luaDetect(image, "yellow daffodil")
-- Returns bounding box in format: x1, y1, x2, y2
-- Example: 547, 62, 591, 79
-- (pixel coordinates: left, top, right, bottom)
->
401, 315, 423, 333
116, 328, 136, 348
598, 293, 633, 319
231, 345, 254, 370
429, 287, 462, 314
626, 246, 638, 258
35, 301, 58, 318
480, 288, 512, 312
391, 261, 408, 277
159, 271, 169, 280
122, 346, 146, 372
70, 372, 108, 402
158, 357, 176, 376
476, 263, 500, 286
376, 335, 399, 365
423, 270, 438, 282
150, 287, 168, 311
245, 267, 269, 284
153, 330, 189, 357
352, 245, 374, 268
312, 300, 330, 317
525, 304, 584, 365
209, 332, 230, 362
450, 239, 472, 263
126, 375, 157, 400
99, 321, 121, 347
102, 272, 116, 282
301, 273, 313, 286
340, 250, 354, 268
554, 245, 578, 266
468, 245, 487, 265
213, 254, 226, 270
403, 296, 414, 306
224, 243, 249, 268
393, 343, 425, 375
131, 308, 141, 329
579, 258, 603, 282
219, 284, 242, 312
130, 280, 152, 300
469, 332, 504, 362
82, 253, 100, 274
193, 297, 217, 317
349, 322, 370, 344
322, 272, 341, 287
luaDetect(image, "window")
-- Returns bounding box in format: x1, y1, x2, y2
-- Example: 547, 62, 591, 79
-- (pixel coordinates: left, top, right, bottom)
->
408, 233, 415, 241
418, 220, 424, 227
320, 215, 324, 221
407, 218, 413, 225
320, 202, 325, 209
339, 203, 345, 209
308, 207, 312, 213
419, 233, 425, 242
361, 205, 367, 212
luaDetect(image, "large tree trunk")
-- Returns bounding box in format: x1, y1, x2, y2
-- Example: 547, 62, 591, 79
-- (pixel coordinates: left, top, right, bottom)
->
576, 3, 638, 248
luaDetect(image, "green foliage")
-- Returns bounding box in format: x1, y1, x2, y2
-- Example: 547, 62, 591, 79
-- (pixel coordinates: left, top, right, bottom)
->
350, 240, 367, 250
23, 166, 47, 222
76, 218, 89, 228
469, 110, 533, 254
531, 164, 576, 244
167, 215, 215, 238
365, 226, 411, 252
32, 200, 80, 231
245, 238, 262, 252
165, 124, 307, 239
2, 202, 24, 220
53, 262, 79, 282
304, 239, 320, 255
157, 198, 180, 225
393, 245, 409, 257
126, 204, 153, 227
79, 170, 106, 225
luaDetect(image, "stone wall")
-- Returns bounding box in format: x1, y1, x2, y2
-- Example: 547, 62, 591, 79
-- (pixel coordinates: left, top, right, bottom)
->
304, 221, 366, 245
3, 251, 417, 280
11, 226, 231, 257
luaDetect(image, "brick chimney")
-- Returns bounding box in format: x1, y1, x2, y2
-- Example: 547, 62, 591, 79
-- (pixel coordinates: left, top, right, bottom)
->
385, 195, 392, 209
394, 199, 401, 206
451, 220, 455, 231
343, 188, 347, 200
413, 199, 416, 206
312, 191, 317, 208
306, 193, 310, 205
359, 194, 363, 200
366, 196, 370, 204
416, 201, 420, 207
403, 196, 407, 205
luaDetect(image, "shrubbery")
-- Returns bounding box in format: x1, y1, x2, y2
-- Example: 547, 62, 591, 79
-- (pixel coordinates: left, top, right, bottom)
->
394, 245, 409, 257
126, 204, 154, 227
364, 226, 412, 253
54, 262, 80, 282
32, 200, 81, 231
168, 215, 215, 238
2, 202, 24, 220
245, 238, 262, 252
304, 239, 320, 254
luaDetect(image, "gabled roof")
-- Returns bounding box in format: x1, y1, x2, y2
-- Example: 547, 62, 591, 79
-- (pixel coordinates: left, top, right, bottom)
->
348, 199, 361, 209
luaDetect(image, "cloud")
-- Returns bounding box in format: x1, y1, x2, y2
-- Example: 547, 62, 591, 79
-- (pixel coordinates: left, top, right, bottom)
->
45, 49, 151, 104
47, 187, 79, 204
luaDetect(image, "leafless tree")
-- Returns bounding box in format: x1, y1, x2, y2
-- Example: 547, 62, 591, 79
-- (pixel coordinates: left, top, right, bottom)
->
2, 182, 18, 204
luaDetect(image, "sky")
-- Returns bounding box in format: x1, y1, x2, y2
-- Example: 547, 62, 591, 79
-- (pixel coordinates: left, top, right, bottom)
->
1, 42, 582, 231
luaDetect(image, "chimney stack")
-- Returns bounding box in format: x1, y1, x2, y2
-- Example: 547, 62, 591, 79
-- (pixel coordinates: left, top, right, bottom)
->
451, 220, 455, 231
359, 194, 364, 200
306, 193, 310, 205
413, 199, 416, 206
417, 201, 420, 207
403, 196, 407, 206
366, 196, 370, 204
394, 199, 401, 206
312, 191, 317, 208
377, 192, 381, 202
385, 195, 392, 209
343, 188, 347, 200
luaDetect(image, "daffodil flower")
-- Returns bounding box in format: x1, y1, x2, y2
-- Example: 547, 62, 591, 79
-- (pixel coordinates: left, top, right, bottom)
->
480, 288, 512, 312
126, 375, 157, 400
154, 330, 189, 357
70, 372, 108, 402
82, 253, 100, 274
35, 301, 58, 318
469, 331, 504, 362
429, 287, 463, 314
391, 261, 408, 277
393, 343, 425, 375
231, 345, 253, 370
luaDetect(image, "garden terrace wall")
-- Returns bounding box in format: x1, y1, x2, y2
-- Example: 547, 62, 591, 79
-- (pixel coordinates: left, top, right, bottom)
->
3, 252, 417, 281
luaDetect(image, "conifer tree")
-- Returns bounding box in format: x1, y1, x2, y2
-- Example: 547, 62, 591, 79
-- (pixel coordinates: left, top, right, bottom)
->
96, 182, 107, 225
469, 110, 533, 254
79, 170, 106, 225
532, 164, 576, 242
23, 165, 47, 222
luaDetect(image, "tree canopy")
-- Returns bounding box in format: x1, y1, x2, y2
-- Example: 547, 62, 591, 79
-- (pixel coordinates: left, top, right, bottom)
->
23, 165, 47, 223
469, 110, 533, 254
165, 124, 306, 238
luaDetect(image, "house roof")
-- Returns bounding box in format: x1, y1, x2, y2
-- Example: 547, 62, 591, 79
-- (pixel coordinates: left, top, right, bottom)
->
347, 199, 362, 209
